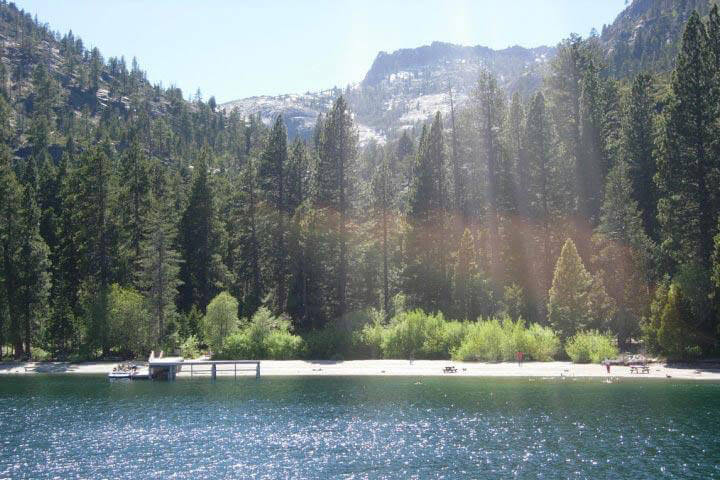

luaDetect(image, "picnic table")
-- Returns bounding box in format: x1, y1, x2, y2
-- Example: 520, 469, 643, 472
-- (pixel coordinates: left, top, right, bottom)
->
443, 366, 457, 374
630, 365, 650, 374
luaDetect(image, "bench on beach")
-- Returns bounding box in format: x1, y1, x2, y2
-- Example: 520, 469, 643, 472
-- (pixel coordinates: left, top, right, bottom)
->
630, 365, 650, 374
443, 366, 457, 374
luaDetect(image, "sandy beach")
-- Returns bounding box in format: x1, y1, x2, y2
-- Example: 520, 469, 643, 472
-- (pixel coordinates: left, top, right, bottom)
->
2, 359, 720, 380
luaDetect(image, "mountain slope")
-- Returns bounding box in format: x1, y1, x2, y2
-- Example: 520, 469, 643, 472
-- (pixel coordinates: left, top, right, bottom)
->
221, 42, 553, 142
600, 0, 718, 76
222, 0, 717, 142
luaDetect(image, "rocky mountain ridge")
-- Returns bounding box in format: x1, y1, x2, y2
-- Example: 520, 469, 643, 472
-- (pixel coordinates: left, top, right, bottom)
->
221, 0, 714, 143
221, 41, 553, 143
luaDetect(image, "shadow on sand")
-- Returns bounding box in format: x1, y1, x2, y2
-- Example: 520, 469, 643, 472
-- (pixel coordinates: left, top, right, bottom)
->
0, 362, 72, 373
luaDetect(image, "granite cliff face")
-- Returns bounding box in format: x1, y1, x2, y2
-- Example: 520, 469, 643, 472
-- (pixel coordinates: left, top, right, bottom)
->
221, 42, 554, 142
221, 0, 716, 142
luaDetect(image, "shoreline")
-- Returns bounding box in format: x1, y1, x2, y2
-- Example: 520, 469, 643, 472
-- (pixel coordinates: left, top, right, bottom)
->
1, 359, 720, 380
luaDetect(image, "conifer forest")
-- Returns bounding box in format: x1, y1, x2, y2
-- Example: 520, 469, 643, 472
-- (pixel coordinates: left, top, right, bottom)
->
2, 1, 720, 362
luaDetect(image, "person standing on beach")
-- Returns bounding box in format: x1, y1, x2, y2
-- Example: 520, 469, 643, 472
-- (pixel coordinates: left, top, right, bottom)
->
603, 359, 611, 374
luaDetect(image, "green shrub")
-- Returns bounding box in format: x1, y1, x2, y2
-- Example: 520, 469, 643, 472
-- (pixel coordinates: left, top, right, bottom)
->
217, 332, 254, 359
525, 324, 561, 361
452, 317, 560, 362
565, 330, 619, 363
379, 310, 454, 359
265, 331, 307, 359
453, 318, 511, 361
202, 292, 240, 353
30, 347, 52, 361
358, 320, 385, 359
215, 307, 306, 360
107, 284, 151, 357
180, 335, 201, 359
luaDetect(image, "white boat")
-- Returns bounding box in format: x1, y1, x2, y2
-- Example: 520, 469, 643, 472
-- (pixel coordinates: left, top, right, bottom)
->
108, 362, 140, 379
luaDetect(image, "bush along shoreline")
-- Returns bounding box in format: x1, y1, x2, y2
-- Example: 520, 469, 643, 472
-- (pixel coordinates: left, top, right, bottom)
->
188, 292, 624, 364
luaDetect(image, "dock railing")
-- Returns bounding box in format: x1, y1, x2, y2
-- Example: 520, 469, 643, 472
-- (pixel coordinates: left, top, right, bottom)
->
185, 360, 260, 379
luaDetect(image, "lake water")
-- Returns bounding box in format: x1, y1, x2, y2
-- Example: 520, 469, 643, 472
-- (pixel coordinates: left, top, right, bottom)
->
0, 375, 718, 479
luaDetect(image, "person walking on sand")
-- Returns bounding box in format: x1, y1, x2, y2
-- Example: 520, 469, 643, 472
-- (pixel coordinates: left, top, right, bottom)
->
603, 358, 611, 374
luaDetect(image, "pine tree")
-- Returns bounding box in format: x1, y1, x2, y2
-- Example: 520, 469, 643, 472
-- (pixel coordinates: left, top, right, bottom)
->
548, 35, 589, 202
230, 158, 262, 318
286, 139, 308, 213
622, 73, 658, 239
656, 11, 719, 272
656, 283, 699, 359
372, 150, 393, 316
475, 72, 505, 282
178, 154, 223, 313
16, 185, 51, 358
72, 142, 118, 355
403, 113, 450, 313
0, 151, 23, 357
448, 85, 465, 223
137, 195, 182, 347
74, 143, 116, 289
523, 92, 570, 321
453, 229, 492, 320
708, 5, 720, 71
315, 96, 357, 321
258, 116, 288, 312
118, 134, 150, 282
548, 238, 613, 338
592, 162, 652, 348
578, 61, 607, 224
54, 150, 82, 331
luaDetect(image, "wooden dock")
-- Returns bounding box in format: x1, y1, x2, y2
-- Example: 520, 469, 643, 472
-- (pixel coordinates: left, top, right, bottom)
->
148, 355, 260, 380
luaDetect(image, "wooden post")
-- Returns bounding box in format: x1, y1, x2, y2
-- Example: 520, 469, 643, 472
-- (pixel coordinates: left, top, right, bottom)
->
234, 363, 237, 379
211, 363, 216, 380
256, 362, 260, 379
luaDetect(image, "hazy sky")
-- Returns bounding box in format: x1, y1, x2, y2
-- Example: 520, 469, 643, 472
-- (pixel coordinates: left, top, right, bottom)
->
17, 0, 627, 103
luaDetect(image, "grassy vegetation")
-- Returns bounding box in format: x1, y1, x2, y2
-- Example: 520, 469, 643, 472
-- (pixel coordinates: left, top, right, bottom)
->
214, 307, 306, 360
452, 318, 560, 362
565, 331, 619, 363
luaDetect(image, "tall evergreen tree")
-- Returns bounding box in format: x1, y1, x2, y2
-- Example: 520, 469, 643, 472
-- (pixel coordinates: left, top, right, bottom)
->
0, 152, 23, 357
286, 139, 309, 213
118, 134, 150, 282
523, 92, 571, 321
475, 72, 505, 282
578, 61, 607, 224
137, 195, 182, 347
656, 12, 719, 274
622, 73, 658, 239
548, 238, 614, 339
372, 150, 393, 316
258, 116, 288, 312
231, 158, 262, 318
315, 96, 357, 321
592, 162, 653, 349
708, 5, 720, 71
403, 113, 450, 313
16, 184, 51, 358
178, 154, 223, 313
453, 229, 492, 320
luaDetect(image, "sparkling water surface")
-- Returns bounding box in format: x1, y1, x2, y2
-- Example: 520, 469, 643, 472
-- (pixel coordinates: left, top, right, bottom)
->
0, 375, 718, 479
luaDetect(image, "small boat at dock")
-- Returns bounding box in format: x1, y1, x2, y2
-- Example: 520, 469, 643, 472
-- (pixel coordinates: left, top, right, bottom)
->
108, 362, 148, 380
